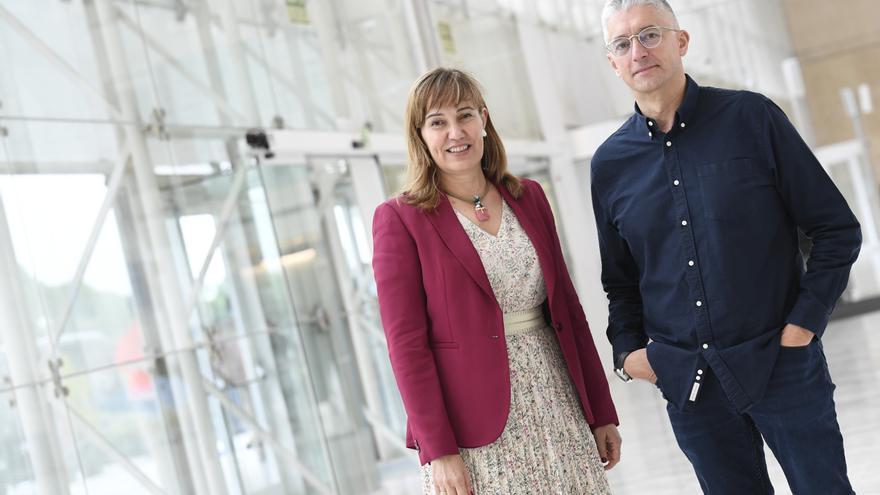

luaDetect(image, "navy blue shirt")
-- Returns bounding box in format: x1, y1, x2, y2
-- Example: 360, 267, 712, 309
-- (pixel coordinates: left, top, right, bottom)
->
590, 75, 861, 412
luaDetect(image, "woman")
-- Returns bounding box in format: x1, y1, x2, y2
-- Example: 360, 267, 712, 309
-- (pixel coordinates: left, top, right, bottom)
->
372, 67, 621, 495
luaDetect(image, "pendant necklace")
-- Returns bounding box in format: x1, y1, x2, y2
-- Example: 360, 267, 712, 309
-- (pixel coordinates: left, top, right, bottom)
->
446, 180, 491, 222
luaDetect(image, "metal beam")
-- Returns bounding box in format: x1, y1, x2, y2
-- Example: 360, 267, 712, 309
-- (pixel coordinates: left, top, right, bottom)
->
67, 406, 168, 495
202, 378, 336, 495
113, 6, 249, 123
52, 146, 132, 345
179, 159, 249, 326
240, 43, 336, 127
0, 197, 69, 494
91, 1, 229, 492
0, 4, 125, 121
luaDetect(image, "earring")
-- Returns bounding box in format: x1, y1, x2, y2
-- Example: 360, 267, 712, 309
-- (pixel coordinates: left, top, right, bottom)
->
481, 129, 488, 138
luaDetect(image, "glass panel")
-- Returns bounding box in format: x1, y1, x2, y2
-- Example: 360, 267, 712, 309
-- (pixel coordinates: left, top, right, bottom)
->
0, 389, 38, 492
514, 161, 571, 262
234, 0, 338, 130
428, 3, 543, 139
165, 156, 339, 493
326, 0, 423, 133
120, 0, 338, 130
328, 164, 406, 435
260, 159, 381, 493
0, 2, 124, 122
380, 162, 407, 199
119, 0, 237, 128
61, 358, 187, 494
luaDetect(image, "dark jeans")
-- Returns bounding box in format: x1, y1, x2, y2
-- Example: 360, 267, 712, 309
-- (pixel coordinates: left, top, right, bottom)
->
665, 339, 854, 494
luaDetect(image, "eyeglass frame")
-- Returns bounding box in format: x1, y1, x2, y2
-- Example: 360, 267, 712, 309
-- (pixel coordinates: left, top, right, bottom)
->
605, 25, 681, 57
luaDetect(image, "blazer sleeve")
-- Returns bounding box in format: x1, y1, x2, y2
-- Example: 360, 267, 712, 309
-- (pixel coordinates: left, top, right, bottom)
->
532, 183, 619, 428
371, 201, 459, 464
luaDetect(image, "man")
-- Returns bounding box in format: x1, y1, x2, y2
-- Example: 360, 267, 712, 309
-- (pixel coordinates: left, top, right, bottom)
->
591, 1, 861, 493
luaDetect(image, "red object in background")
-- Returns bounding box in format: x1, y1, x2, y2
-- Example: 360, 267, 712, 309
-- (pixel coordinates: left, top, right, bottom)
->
114, 322, 154, 400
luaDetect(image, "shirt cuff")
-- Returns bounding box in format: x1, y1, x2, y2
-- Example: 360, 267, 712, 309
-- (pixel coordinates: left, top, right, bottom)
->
785, 291, 832, 339
610, 332, 648, 365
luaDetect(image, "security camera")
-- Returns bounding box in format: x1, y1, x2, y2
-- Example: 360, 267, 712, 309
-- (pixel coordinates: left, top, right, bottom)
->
245, 129, 274, 159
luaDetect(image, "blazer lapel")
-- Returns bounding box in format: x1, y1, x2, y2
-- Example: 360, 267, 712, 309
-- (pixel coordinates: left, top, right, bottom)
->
425, 195, 496, 301
498, 183, 557, 304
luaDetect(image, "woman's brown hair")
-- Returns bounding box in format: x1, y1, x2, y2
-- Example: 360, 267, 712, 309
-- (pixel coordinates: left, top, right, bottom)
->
401, 67, 522, 210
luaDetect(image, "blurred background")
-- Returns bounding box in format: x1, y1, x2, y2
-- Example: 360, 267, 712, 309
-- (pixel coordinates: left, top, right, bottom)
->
0, 0, 878, 493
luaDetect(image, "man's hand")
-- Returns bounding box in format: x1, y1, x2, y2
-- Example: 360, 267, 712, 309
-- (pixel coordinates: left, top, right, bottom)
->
623, 348, 657, 383
780, 323, 814, 347
592, 424, 622, 470
431, 454, 473, 495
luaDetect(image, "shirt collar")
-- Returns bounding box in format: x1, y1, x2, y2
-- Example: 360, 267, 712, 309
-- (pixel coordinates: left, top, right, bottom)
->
633, 74, 700, 138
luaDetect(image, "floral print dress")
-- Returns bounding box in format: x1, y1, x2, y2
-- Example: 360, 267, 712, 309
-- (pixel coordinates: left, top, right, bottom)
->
420, 200, 612, 494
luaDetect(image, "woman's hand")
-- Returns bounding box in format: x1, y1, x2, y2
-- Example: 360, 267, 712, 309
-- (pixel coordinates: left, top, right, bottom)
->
431, 454, 473, 495
592, 424, 622, 470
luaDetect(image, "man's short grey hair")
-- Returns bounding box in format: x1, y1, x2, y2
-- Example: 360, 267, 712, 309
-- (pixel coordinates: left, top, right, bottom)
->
601, 0, 679, 42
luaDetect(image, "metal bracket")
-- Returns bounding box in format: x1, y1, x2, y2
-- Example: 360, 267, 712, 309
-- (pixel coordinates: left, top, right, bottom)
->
2, 376, 14, 407
48, 358, 69, 398
143, 107, 169, 140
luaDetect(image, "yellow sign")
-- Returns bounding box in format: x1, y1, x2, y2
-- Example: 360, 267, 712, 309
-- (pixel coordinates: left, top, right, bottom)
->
286, 0, 309, 24
437, 21, 456, 55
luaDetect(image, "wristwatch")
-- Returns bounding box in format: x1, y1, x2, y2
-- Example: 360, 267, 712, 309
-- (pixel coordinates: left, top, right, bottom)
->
614, 351, 633, 383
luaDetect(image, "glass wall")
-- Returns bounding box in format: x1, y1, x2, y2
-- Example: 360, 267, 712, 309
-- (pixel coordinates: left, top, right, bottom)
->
0, 1, 839, 494
0, 1, 393, 492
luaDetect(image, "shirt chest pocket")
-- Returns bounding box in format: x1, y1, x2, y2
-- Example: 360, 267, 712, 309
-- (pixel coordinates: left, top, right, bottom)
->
696, 158, 777, 222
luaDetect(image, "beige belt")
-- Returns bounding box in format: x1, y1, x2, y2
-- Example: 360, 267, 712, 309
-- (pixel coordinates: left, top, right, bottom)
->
503, 306, 547, 336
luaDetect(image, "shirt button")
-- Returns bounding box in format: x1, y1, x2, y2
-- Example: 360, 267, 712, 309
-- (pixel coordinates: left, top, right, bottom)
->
702, 343, 709, 349
695, 300, 702, 307
696, 375, 701, 381
673, 179, 680, 186
666, 141, 672, 147
649, 131, 653, 137
697, 369, 704, 375
681, 220, 688, 226
680, 122, 686, 128
688, 260, 695, 267
648, 121, 654, 127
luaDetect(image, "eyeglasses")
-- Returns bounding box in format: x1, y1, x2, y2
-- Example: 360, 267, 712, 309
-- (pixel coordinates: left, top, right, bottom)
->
606, 25, 679, 57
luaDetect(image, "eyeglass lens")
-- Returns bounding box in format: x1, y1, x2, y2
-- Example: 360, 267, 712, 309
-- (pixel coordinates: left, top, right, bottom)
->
610, 26, 664, 56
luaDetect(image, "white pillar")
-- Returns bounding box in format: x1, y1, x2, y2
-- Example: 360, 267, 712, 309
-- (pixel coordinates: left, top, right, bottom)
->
331, 157, 395, 459
92, 2, 229, 493
515, 16, 613, 369
0, 197, 69, 495
781, 57, 817, 147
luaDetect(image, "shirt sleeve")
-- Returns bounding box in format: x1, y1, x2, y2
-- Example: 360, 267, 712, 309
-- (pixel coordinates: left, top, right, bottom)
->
371, 202, 459, 464
589, 171, 649, 360
760, 97, 862, 338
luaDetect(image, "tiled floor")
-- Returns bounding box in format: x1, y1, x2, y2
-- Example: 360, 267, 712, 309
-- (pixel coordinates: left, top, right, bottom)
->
376, 311, 880, 494
605, 311, 880, 495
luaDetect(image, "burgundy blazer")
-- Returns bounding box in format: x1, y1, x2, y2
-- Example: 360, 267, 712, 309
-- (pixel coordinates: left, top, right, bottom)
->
372, 178, 618, 465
